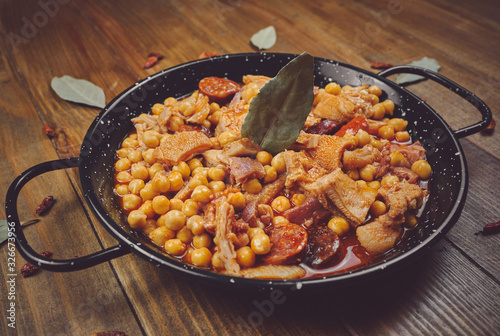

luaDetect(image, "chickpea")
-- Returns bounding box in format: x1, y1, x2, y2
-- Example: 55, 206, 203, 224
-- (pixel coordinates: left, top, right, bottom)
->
168, 172, 184, 191
390, 150, 408, 167
193, 233, 212, 249
187, 158, 203, 171
251, 234, 271, 255
127, 210, 147, 230
131, 164, 149, 180
218, 131, 238, 147
388, 118, 408, 132
271, 196, 291, 212
209, 102, 220, 113
164, 97, 177, 106
192, 167, 209, 178
116, 171, 133, 183
236, 246, 256, 268
256, 151, 273, 166
176, 227, 194, 244
160, 210, 186, 231
173, 161, 191, 179
263, 165, 278, 183
151, 103, 165, 115
179, 100, 196, 117
228, 192, 246, 211
207, 167, 226, 181
121, 137, 139, 148
359, 164, 376, 182
370, 94, 380, 105
405, 214, 418, 228
368, 181, 381, 190
191, 185, 214, 203
202, 119, 211, 130
378, 125, 395, 140
247, 227, 266, 240
272, 216, 289, 226
325, 82, 341, 95
313, 88, 325, 106
116, 148, 129, 158
150, 171, 169, 193
271, 152, 286, 173
328, 217, 350, 236
356, 129, 371, 148
152, 195, 170, 215
346, 169, 360, 180
370, 138, 383, 151
182, 199, 200, 217
371, 103, 386, 120
142, 148, 157, 165
164, 239, 187, 256
129, 133, 138, 140
190, 247, 212, 267
186, 215, 205, 235
169, 198, 184, 211
242, 179, 262, 194
368, 85, 382, 96
411, 160, 432, 179
139, 200, 156, 219
149, 226, 175, 247
128, 179, 145, 194
357, 180, 368, 188
382, 99, 395, 115
208, 110, 221, 125
189, 174, 209, 189
341, 85, 353, 92
343, 133, 359, 147
127, 149, 142, 163
370, 201, 387, 216
122, 194, 142, 210
142, 219, 158, 236
396, 131, 410, 142
211, 251, 225, 269
381, 175, 399, 186
169, 115, 184, 132
208, 181, 226, 193
140, 183, 158, 201
143, 130, 160, 148
115, 184, 129, 196
291, 193, 306, 206
148, 163, 164, 180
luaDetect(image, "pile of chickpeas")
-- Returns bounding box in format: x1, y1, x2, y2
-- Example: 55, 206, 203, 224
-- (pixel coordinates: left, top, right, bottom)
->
114, 80, 432, 271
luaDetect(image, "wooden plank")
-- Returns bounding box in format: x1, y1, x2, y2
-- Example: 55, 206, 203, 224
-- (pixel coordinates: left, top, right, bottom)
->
0, 34, 143, 336
338, 240, 500, 335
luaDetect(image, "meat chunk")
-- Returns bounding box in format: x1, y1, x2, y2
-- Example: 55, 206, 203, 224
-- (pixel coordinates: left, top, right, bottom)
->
213, 198, 240, 275
283, 196, 330, 228
202, 149, 227, 167
307, 135, 357, 171
390, 141, 426, 164
229, 157, 265, 184
343, 145, 382, 170
312, 92, 357, 122
214, 100, 247, 137
222, 138, 262, 157
391, 166, 419, 184
305, 118, 343, 135
157, 131, 212, 166
262, 223, 308, 265
239, 265, 305, 280
303, 225, 340, 267
356, 181, 424, 254
305, 168, 377, 227
284, 150, 328, 189
245, 174, 286, 204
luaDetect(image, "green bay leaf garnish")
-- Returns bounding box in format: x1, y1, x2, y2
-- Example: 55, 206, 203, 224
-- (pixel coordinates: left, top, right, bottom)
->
241, 52, 315, 155
51, 75, 106, 108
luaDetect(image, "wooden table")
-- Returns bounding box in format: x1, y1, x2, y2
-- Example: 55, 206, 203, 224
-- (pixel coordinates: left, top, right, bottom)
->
1, 0, 499, 335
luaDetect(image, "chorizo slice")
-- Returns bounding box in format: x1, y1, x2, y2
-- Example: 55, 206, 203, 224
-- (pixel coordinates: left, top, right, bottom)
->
198, 76, 241, 104
303, 225, 340, 267
261, 223, 307, 265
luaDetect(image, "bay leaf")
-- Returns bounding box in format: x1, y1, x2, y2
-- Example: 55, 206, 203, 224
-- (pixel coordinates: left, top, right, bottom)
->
396, 57, 441, 85
0, 220, 8, 245
241, 52, 315, 155
250, 26, 277, 50
51, 75, 106, 108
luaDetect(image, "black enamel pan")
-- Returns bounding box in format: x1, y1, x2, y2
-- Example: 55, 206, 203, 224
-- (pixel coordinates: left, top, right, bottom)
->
6, 53, 491, 291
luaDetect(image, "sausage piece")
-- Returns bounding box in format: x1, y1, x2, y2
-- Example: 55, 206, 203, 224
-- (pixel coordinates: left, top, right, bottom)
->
303, 225, 340, 267
262, 223, 308, 265
198, 76, 241, 104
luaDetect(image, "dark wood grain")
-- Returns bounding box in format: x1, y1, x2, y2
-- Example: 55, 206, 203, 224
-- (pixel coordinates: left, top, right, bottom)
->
1, 0, 499, 335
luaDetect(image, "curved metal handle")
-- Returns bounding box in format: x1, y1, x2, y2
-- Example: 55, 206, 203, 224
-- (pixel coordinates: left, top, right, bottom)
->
5, 158, 130, 272
378, 65, 492, 139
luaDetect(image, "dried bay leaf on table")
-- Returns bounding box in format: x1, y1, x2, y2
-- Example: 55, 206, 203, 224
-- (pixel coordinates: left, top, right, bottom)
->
241, 52, 315, 155
396, 57, 441, 85
51, 75, 106, 108
250, 26, 277, 50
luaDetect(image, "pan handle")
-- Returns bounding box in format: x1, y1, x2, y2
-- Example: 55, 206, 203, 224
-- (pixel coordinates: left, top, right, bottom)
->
5, 158, 131, 272
378, 65, 492, 139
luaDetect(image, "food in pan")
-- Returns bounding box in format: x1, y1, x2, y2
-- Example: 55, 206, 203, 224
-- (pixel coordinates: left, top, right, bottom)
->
113, 73, 430, 280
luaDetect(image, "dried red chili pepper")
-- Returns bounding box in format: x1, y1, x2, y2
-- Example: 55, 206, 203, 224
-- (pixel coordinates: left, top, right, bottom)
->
370, 61, 394, 69
481, 117, 496, 134
20, 251, 53, 277
198, 52, 217, 59
334, 115, 369, 137
143, 52, 164, 69
43, 125, 55, 137
91, 332, 127, 336
35, 195, 55, 215
481, 220, 500, 235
